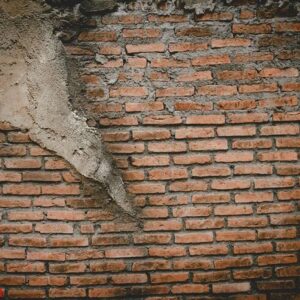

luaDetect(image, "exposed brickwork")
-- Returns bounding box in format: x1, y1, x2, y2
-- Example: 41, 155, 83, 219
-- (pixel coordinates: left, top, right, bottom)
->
0, 0, 300, 298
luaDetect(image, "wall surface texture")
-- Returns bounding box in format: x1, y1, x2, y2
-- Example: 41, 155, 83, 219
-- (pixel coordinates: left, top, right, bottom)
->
0, 0, 300, 299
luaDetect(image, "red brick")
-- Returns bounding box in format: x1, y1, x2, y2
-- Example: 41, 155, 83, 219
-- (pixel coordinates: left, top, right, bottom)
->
213, 282, 250, 294
0, 198, 31, 208
275, 22, 300, 32
123, 28, 161, 38
270, 214, 300, 225
0, 172, 21, 182
70, 275, 107, 285
216, 151, 254, 162
258, 96, 298, 108
88, 287, 126, 298
151, 58, 190, 68
186, 218, 225, 230
214, 256, 253, 269
198, 85, 237, 96
212, 38, 251, 48
106, 143, 144, 154
235, 192, 273, 203
228, 112, 269, 123
215, 205, 253, 216
148, 168, 188, 180
260, 124, 299, 136
126, 43, 165, 53
192, 54, 230, 66
217, 126, 256, 136
49, 237, 88, 247
7, 211, 43, 221
133, 233, 171, 245
277, 189, 300, 201
149, 142, 186, 153
228, 216, 268, 228
9, 236, 47, 247
4, 158, 42, 169
234, 242, 272, 254
189, 139, 228, 151
144, 219, 182, 231
41, 185, 80, 195
239, 83, 278, 93
90, 261, 126, 272
125, 102, 163, 112
176, 71, 212, 82
8, 289, 46, 299
139, 207, 168, 219
234, 52, 273, 63
151, 272, 189, 284
122, 170, 144, 181
232, 23, 271, 33
112, 273, 148, 284
233, 268, 272, 280
173, 206, 211, 218
0, 145, 26, 157
194, 270, 230, 283
276, 137, 300, 148
254, 177, 295, 189
105, 248, 147, 258
127, 183, 165, 194
143, 115, 182, 125
132, 259, 171, 272
102, 15, 143, 24
7, 132, 31, 143
276, 241, 300, 252
35, 223, 73, 234
212, 179, 251, 190
0, 275, 25, 285
192, 166, 230, 177
192, 193, 230, 204
216, 69, 257, 81
258, 151, 297, 162
189, 244, 228, 256
173, 154, 211, 165
257, 254, 297, 266
169, 42, 208, 53
23, 171, 61, 182
240, 9, 255, 19
0, 224, 32, 233
101, 132, 129, 142
234, 164, 272, 175
149, 246, 186, 257
258, 228, 296, 240
149, 195, 188, 206
276, 266, 300, 278
175, 232, 213, 244
186, 114, 225, 125
260, 67, 298, 78
173, 259, 212, 270
3, 184, 40, 195
0, 249, 25, 259
7, 262, 46, 273
169, 181, 208, 192
174, 101, 213, 111
273, 111, 300, 122
232, 139, 272, 149
27, 251, 65, 261
131, 155, 169, 167
257, 203, 294, 214
99, 45, 121, 55
216, 230, 256, 241
44, 159, 68, 170
171, 284, 209, 294
49, 288, 86, 298
281, 82, 300, 91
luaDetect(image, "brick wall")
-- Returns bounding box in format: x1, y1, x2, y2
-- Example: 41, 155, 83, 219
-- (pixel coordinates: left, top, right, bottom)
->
0, 0, 300, 298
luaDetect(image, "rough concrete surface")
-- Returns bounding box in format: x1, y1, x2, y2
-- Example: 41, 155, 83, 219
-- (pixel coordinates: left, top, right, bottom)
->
0, 0, 134, 215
